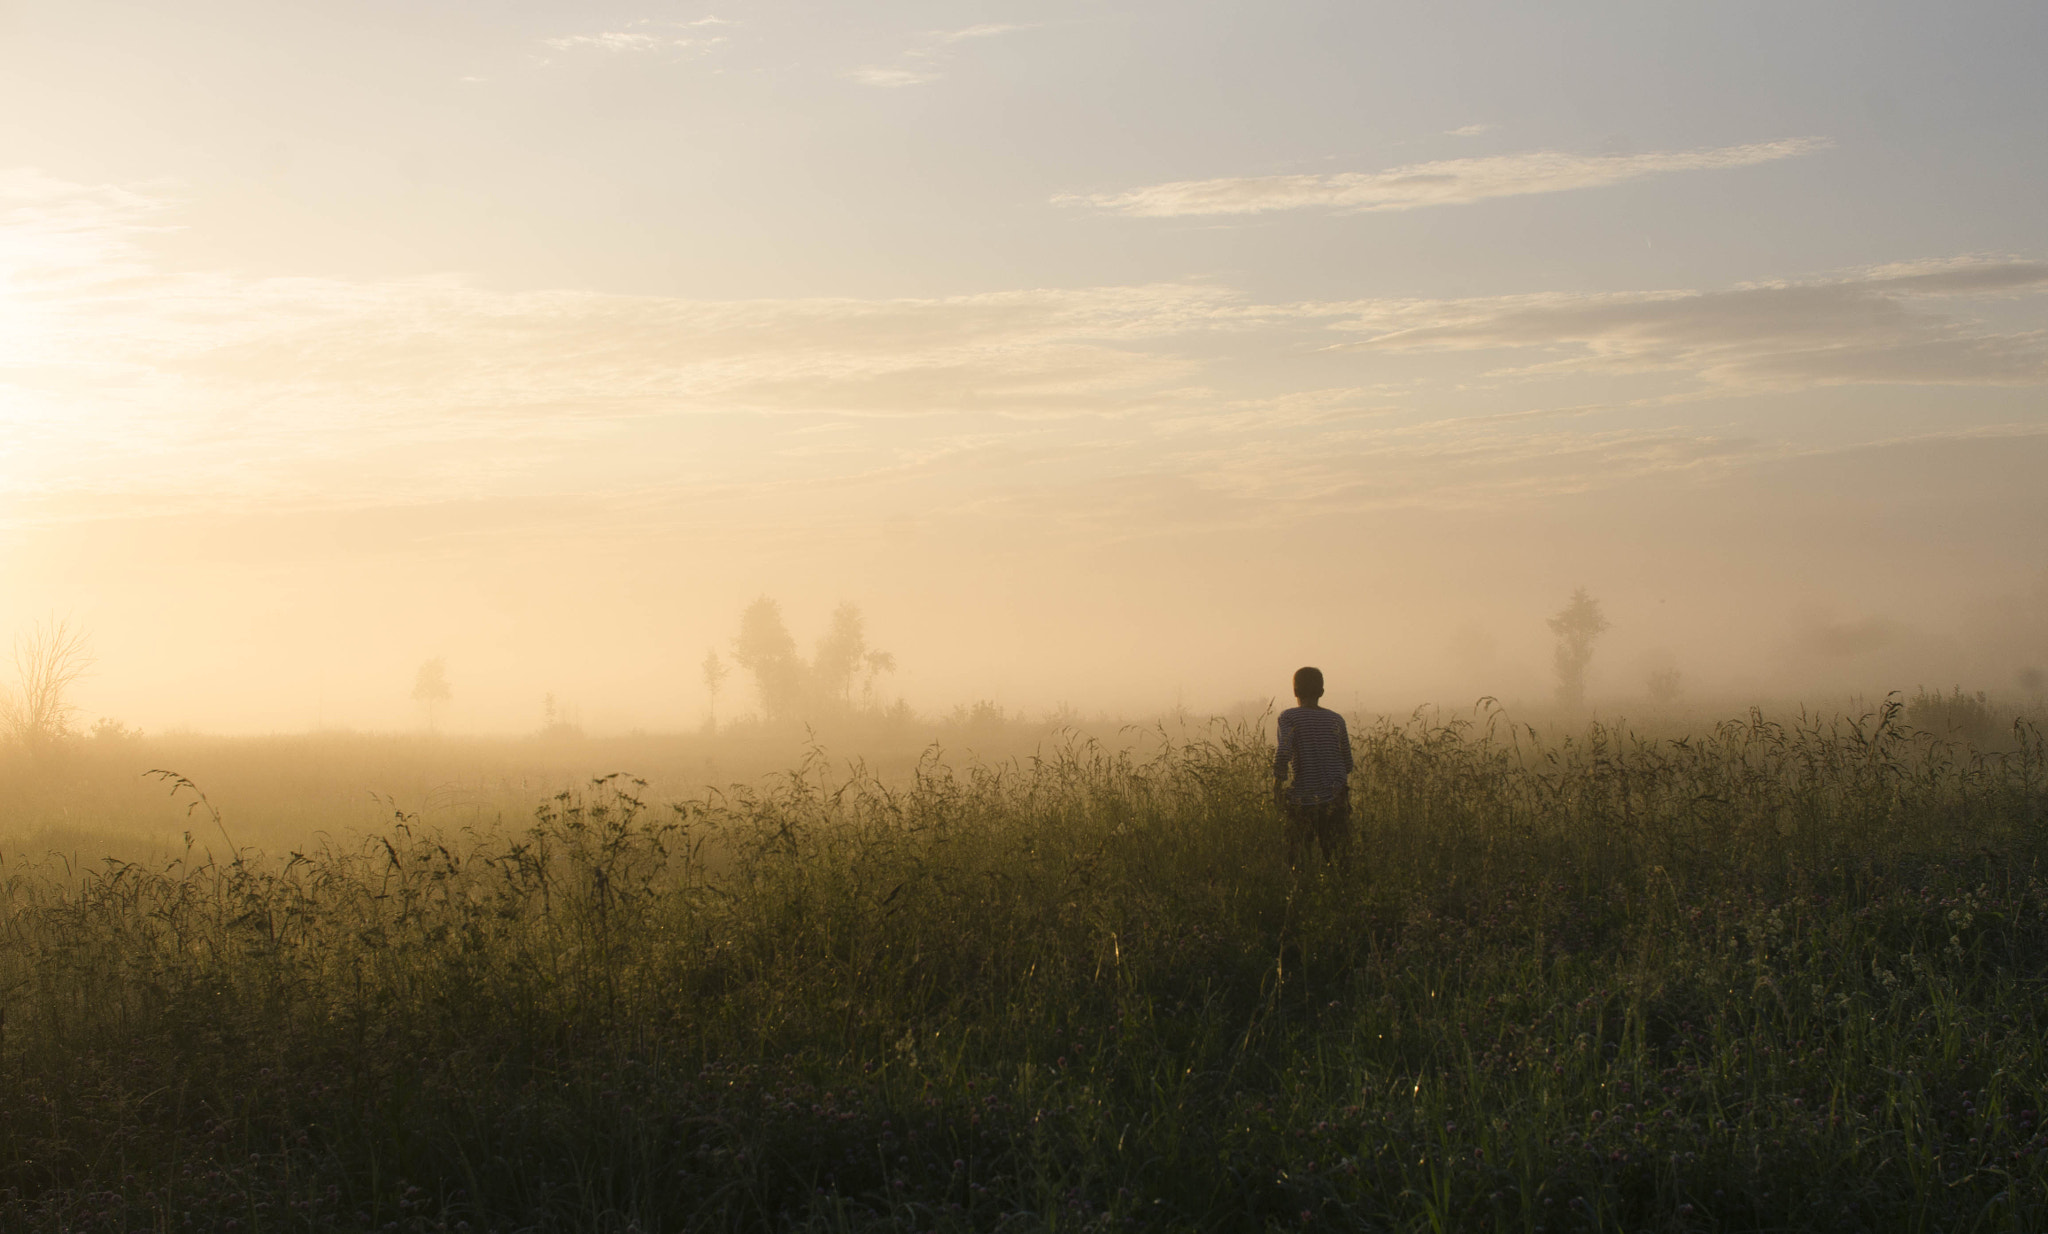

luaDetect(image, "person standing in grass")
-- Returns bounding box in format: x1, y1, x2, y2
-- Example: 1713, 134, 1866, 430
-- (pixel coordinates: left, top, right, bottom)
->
1274, 666, 1353, 865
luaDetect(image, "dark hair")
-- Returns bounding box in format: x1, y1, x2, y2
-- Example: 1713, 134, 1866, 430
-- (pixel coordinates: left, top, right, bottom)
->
1293, 666, 1324, 699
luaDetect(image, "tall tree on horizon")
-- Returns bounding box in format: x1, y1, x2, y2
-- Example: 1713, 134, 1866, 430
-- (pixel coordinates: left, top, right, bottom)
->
701, 648, 729, 731
412, 656, 452, 732
1548, 588, 1609, 710
733, 597, 804, 721
811, 602, 869, 707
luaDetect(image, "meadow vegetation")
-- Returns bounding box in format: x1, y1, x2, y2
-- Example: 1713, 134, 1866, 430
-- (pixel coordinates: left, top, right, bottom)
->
3, 699, 2048, 1232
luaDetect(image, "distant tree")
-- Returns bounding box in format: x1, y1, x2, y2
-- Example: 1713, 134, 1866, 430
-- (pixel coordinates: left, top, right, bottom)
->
729, 598, 894, 722
733, 597, 804, 721
539, 691, 583, 739
861, 649, 897, 709
91, 716, 141, 742
1547, 588, 1609, 709
3, 617, 93, 749
947, 700, 1005, 731
1647, 666, 1684, 704
701, 648, 730, 730
412, 656, 452, 731
812, 602, 869, 707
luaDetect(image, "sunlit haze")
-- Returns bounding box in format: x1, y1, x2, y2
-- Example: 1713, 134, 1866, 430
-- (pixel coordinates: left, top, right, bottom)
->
4, 0, 2045, 733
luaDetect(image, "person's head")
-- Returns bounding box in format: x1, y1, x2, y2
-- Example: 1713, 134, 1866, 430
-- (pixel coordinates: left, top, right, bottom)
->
1292, 666, 1324, 705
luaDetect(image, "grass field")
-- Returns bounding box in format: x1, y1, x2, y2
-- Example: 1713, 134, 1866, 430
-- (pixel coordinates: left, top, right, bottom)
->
4, 699, 2047, 1231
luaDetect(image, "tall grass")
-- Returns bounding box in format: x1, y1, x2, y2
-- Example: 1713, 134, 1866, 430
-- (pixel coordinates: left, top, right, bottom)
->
3, 700, 2046, 1231
0, 714, 1111, 866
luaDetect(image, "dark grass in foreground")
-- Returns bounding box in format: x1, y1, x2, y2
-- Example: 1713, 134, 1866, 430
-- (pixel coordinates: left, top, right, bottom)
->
4, 703, 2048, 1232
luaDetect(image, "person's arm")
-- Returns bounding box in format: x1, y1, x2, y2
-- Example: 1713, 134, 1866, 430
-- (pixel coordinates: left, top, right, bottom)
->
1340, 715, 1355, 780
1273, 713, 1293, 800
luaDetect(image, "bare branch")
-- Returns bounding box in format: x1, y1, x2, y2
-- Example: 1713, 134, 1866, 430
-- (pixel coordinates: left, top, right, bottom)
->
3, 616, 93, 747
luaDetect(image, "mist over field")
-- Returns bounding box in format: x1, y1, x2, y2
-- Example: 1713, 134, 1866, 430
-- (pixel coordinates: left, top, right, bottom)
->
9, 553, 2048, 742
4, 576, 2041, 858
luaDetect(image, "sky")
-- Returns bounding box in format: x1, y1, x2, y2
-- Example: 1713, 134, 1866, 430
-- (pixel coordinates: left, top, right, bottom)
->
2, 0, 2045, 732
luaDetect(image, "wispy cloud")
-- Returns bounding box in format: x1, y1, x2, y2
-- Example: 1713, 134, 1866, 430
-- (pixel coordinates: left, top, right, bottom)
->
849, 22, 1029, 88
542, 18, 730, 55
1339, 258, 2048, 389
848, 65, 940, 88
932, 24, 1025, 43
1445, 123, 1495, 137
1065, 138, 1827, 217
0, 167, 169, 291
545, 31, 663, 52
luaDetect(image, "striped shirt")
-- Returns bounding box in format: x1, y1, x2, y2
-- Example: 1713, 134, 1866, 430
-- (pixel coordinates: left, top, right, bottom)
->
1274, 706, 1353, 805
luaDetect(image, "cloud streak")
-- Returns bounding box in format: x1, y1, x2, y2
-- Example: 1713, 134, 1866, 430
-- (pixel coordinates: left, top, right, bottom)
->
849, 22, 1028, 87
544, 32, 665, 52
931, 24, 1025, 43
848, 66, 939, 88
1067, 138, 1827, 217
1338, 259, 2048, 389
541, 19, 729, 55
